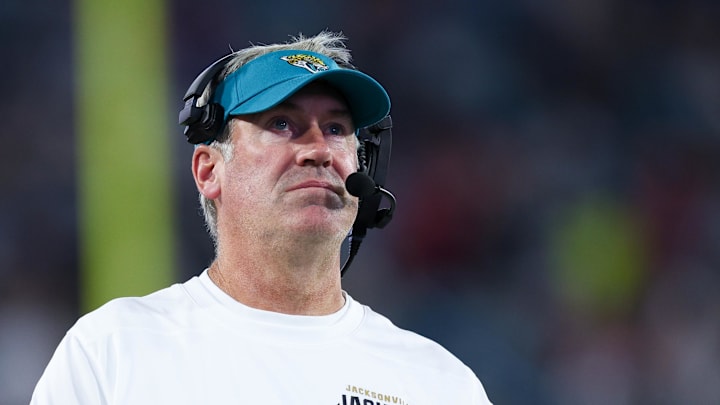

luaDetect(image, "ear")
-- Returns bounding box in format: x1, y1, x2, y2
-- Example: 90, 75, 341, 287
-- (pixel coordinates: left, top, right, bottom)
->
192, 145, 222, 200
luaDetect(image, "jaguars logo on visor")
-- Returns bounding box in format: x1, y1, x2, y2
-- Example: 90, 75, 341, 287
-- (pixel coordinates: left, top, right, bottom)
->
280, 54, 329, 74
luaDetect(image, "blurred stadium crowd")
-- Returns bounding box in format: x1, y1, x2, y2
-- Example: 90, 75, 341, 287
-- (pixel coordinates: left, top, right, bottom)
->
1, 0, 719, 404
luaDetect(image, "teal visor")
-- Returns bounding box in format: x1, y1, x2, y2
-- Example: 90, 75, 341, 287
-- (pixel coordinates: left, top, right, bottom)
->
212, 50, 391, 129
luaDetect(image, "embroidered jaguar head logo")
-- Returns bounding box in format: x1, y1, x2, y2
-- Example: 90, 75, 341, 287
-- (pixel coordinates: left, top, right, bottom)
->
280, 54, 330, 73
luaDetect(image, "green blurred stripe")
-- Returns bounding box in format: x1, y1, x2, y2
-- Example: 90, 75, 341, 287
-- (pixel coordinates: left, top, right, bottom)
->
75, 0, 174, 312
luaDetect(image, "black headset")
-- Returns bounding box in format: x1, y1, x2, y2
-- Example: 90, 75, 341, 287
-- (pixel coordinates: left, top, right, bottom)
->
178, 53, 237, 144
178, 52, 395, 276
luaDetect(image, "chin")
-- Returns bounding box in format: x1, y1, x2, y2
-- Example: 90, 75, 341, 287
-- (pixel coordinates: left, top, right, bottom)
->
287, 206, 354, 238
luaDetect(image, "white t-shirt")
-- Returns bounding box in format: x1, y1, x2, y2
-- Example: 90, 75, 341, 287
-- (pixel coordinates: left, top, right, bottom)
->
31, 270, 492, 404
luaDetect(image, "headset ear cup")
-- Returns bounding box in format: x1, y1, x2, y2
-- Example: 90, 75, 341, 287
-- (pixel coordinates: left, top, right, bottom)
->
202, 102, 225, 140
180, 52, 237, 144
186, 102, 225, 144
342, 117, 394, 276
353, 116, 392, 229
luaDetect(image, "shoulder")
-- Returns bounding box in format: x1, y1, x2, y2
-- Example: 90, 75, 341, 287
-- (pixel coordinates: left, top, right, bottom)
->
354, 300, 476, 378
69, 281, 194, 342
351, 301, 492, 402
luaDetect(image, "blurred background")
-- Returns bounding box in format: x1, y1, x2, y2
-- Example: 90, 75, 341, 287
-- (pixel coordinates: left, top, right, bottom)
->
2, 0, 720, 403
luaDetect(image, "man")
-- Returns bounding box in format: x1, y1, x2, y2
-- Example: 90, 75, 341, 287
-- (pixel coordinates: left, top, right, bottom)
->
31, 31, 492, 404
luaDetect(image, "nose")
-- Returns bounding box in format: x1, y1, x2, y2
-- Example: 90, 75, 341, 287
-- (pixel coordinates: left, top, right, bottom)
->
295, 125, 332, 167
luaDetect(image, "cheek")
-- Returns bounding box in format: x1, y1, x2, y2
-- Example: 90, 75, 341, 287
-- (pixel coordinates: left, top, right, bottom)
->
232, 140, 287, 177
335, 152, 359, 180
226, 155, 278, 188
333, 140, 360, 175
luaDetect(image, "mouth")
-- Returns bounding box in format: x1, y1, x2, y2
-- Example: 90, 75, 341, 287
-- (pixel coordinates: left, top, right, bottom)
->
287, 180, 344, 196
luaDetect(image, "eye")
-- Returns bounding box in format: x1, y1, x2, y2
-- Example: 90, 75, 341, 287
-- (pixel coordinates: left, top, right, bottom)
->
271, 118, 289, 131
326, 123, 349, 136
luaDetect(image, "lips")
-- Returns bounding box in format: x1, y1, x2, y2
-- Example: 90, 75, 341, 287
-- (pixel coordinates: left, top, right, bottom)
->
287, 180, 344, 196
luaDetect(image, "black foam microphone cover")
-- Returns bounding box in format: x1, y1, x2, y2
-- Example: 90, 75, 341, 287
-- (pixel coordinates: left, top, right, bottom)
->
345, 172, 376, 198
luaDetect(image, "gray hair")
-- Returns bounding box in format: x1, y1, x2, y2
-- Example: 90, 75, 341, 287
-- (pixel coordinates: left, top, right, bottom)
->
197, 31, 357, 244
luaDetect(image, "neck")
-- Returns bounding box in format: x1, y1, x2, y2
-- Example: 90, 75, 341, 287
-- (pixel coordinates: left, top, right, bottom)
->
209, 236, 345, 315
